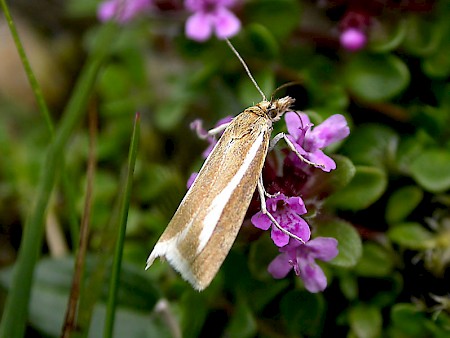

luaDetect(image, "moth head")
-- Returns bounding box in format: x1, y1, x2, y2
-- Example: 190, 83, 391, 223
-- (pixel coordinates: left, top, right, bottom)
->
267, 96, 295, 122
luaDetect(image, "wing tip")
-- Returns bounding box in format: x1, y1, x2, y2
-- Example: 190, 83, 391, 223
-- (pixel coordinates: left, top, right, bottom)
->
145, 241, 210, 291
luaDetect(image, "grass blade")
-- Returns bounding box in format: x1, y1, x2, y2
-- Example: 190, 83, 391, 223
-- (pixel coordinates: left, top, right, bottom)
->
103, 113, 141, 338
0, 23, 118, 338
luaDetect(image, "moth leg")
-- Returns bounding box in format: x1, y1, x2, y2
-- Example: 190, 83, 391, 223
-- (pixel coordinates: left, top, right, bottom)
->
271, 132, 325, 169
208, 122, 231, 136
257, 177, 305, 244
258, 175, 280, 199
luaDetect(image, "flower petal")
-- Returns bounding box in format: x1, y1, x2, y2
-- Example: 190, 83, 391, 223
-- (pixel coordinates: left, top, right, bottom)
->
251, 212, 272, 231
98, 0, 117, 22
285, 196, 307, 215
285, 112, 310, 142
271, 227, 290, 247
213, 8, 241, 39
186, 12, 213, 41
298, 258, 328, 293
185, 0, 202, 12
340, 28, 367, 51
307, 149, 336, 172
288, 217, 311, 243
97, 0, 152, 23
268, 253, 292, 279
187, 172, 198, 189
190, 119, 209, 138
309, 114, 350, 148
285, 135, 308, 156
307, 237, 339, 261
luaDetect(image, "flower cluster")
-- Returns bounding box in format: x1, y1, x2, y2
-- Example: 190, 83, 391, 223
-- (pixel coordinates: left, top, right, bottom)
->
97, 0, 241, 41
97, 0, 436, 49
98, 0, 153, 23
185, 0, 241, 42
192, 109, 349, 292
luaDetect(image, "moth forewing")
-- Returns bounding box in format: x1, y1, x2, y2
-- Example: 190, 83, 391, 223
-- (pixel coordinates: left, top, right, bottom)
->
146, 97, 295, 290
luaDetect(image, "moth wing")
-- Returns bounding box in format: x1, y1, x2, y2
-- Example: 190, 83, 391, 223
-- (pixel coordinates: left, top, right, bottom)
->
147, 113, 271, 290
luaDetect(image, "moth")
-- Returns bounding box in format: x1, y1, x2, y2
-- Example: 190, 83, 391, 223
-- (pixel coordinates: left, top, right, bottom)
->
146, 40, 312, 291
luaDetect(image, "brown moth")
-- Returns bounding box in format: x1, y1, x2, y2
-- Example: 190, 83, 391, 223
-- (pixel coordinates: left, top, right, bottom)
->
146, 96, 295, 290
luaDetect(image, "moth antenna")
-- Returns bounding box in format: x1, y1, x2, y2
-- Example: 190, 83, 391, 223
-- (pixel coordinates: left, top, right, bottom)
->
225, 38, 267, 101
269, 81, 301, 102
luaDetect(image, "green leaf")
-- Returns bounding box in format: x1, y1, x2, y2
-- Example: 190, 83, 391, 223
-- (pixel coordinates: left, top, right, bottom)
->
423, 41, 450, 79
385, 186, 423, 224
280, 290, 325, 337
369, 19, 408, 53
245, 0, 302, 39
325, 155, 356, 193
154, 99, 189, 131
28, 287, 168, 338
341, 124, 399, 168
396, 134, 427, 174
338, 272, 358, 301
402, 15, 445, 56
390, 303, 430, 337
410, 148, 450, 192
344, 53, 410, 102
354, 243, 394, 277
223, 297, 257, 338
349, 304, 382, 338
388, 222, 435, 250
98, 64, 132, 99
326, 166, 387, 211
246, 24, 280, 60
0, 257, 164, 337
310, 84, 350, 110
180, 290, 209, 338
248, 235, 280, 281
248, 281, 289, 313
315, 219, 362, 268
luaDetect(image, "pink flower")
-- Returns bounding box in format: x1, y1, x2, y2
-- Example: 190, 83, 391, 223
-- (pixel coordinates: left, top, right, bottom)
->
251, 194, 311, 247
338, 10, 370, 51
340, 27, 367, 51
185, 0, 241, 41
285, 112, 350, 172
187, 115, 232, 189
268, 237, 338, 293
190, 115, 233, 158
97, 0, 153, 24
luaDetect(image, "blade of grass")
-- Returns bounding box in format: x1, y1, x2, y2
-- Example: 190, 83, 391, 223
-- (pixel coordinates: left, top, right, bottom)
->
0, 0, 79, 247
0, 0, 54, 134
103, 113, 141, 338
61, 105, 98, 338
0, 22, 118, 338
74, 185, 123, 338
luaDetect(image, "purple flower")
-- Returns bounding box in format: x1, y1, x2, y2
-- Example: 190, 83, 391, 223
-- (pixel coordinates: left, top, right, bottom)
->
185, 0, 241, 41
268, 237, 338, 293
340, 27, 367, 51
187, 115, 232, 189
190, 116, 232, 158
338, 10, 370, 51
187, 172, 198, 189
251, 194, 310, 247
98, 0, 153, 23
285, 112, 350, 172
